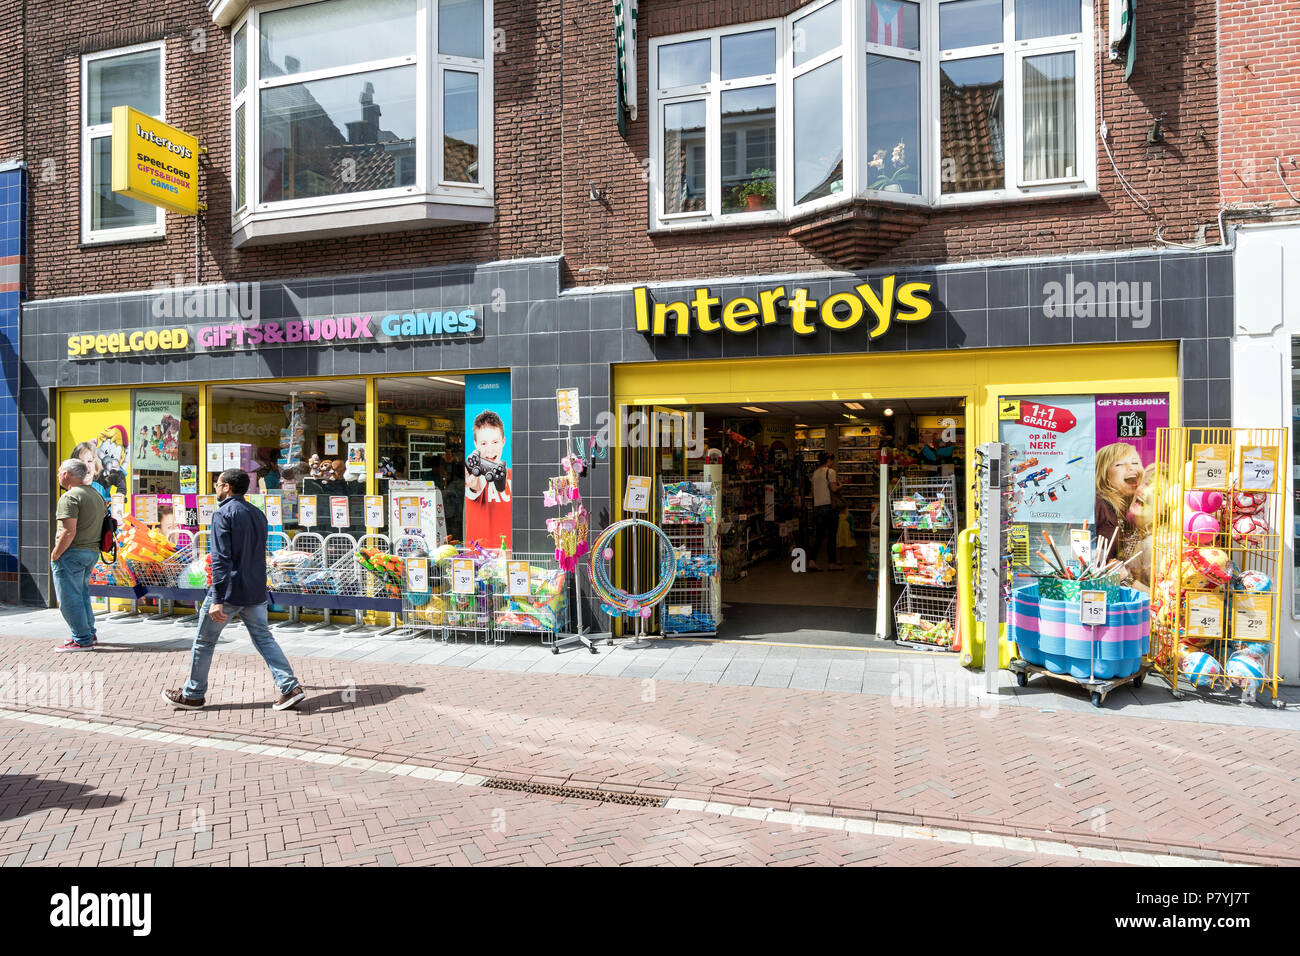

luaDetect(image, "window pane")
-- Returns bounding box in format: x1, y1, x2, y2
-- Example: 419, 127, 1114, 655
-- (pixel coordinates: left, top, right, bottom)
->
940, 0, 1003, 49
260, 65, 417, 202
866, 0, 920, 50
793, 0, 842, 67
720, 86, 776, 213
662, 100, 707, 214
90, 136, 156, 230
87, 49, 160, 125
794, 58, 843, 203
721, 29, 776, 80
233, 25, 248, 96
260, 0, 416, 78
1015, 0, 1081, 39
234, 103, 246, 209
939, 55, 1004, 193
658, 39, 710, 88
866, 55, 920, 194
444, 70, 480, 182
440, 0, 485, 58
1022, 51, 1075, 180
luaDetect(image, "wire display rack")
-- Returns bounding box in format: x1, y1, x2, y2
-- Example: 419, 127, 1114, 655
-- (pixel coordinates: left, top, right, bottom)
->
381, 532, 442, 641
490, 551, 568, 647
890, 476, 958, 651
442, 545, 498, 644
660, 476, 720, 636
893, 585, 958, 649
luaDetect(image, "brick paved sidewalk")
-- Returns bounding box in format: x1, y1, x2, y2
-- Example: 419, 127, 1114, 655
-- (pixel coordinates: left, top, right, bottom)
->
0, 719, 1093, 867
1, 635, 1297, 865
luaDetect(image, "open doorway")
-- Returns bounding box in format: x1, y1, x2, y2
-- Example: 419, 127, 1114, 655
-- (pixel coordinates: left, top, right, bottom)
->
658, 397, 966, 647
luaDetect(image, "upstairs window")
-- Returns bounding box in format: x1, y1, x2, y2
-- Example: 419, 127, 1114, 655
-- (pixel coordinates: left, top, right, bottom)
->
649, 0, 1093, 227
231, 0, 492, 223
81, 43, 165, 243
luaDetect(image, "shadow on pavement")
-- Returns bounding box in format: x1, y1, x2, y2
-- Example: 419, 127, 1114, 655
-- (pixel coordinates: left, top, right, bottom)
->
0, 774, 125, 823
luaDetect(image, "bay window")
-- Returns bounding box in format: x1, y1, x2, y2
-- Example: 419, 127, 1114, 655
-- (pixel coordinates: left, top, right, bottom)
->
81, 43, 165, 243
227, 0, 493, 247
649, 0, 1093, 228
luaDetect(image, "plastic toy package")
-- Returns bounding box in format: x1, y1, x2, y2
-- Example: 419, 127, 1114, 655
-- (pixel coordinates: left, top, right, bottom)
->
268, 548, 336, 594
496, 567, 568, 631
661, 481, 715, 524
890, 492, 953, 530
896, 616, 954, 647
674, 549, 718, 578
890, 541, 955, 586
662, 609, 717, 634
356, 546, 405, 598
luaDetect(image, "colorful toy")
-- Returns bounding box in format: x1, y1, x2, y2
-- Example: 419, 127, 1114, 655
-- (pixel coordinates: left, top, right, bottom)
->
1231, 490, 1267, 515
1235, 569, 1272, 593
890, 541, 955, 586
1178, 647, 1222, 687
181, 555, 212, 589
587, 519, 677, 617
661, 482, 715, 524
1231, 511, 1268, 546
1185, 489, 1224, 514
1183, 510, 1220, 545
1225, 650, 1267, 688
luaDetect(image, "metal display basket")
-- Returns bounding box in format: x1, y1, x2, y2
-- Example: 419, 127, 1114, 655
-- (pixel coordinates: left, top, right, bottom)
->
125, 528, 197, 590
893, 585, 958, 650
491, 551, 568, 647
443, 545, 501, 644
381, 532, 443, 641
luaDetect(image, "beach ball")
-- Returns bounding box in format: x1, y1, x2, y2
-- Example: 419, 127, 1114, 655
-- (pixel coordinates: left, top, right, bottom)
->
1231, 491, 1267, 515
1236, 569, 1272, 593
1183, 511, 1219, 545
1179, 649, 1222, 687
1233, 641, 1270, 664
1186, 489, 1224, 514
1231, 512, 1268, 545
1226, 651, 1267, 688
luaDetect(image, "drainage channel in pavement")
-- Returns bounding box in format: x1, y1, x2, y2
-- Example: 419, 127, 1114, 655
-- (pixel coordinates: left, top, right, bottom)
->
0, 707, 1251, 867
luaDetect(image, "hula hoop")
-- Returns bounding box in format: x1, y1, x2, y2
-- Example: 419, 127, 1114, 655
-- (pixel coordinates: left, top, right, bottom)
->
588, 519, 677, 615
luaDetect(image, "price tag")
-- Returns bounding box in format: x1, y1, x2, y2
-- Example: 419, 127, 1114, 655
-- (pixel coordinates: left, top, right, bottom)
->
399, 498, 420, 530
330, 496, 349, 528
1233, 592, 1273, 643
1185, 591, 1224, 639
508, 561, 531, 597
111, 494, 127, 522
1080, 590, 1107, 626
556, 388, 580, 427
265, 495, 282, 524
298, 497, 317, 527
365, 496, 385, 528
451, 557, 475, 594
1070, 529, 1091, 566
197, 495, 217, 527
1238, 446, 1279, 492
133, 495, 159, 523
624, 475, 652, 514
1191, 444, 1231, 490
405, 557, 429, 593
324, 433, 339, 455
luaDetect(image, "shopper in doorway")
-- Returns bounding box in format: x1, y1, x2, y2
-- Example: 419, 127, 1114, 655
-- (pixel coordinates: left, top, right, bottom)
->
51, 458, 106, 651
808, 452, 843, 571
162, 468, 306, 711
837, 501, 858, 564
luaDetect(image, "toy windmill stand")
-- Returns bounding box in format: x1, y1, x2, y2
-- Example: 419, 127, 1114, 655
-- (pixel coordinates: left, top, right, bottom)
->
1150, 427, 1288, 705
547, 388, 600, 653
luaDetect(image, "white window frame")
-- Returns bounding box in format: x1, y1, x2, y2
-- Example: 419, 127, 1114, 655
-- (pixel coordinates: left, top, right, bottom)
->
81, 41, 166, 245
647, 0, 1095, 230
232, 0, 493, 230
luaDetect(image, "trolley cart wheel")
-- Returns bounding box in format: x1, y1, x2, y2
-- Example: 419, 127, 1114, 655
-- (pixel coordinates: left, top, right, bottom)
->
1132, 673, 1145, 689
551, 646, 559, 655
1090, 691, 1104, 708
1015, 671, 1028, 687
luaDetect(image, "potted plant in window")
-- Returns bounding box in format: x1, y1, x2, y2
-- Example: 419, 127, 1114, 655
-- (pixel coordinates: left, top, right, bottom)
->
869, 142, 916, 193
733, 169, 776, 211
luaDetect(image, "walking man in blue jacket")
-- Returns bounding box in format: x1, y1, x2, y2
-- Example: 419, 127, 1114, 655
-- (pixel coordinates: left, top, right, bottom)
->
162, 468, 306, 711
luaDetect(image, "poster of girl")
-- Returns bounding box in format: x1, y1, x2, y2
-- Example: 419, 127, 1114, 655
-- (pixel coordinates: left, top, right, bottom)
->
1094, 441, 1148, 571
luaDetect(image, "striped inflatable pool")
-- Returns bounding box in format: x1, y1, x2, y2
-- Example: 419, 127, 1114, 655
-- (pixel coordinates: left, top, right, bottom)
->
1008, 583, 1150, 681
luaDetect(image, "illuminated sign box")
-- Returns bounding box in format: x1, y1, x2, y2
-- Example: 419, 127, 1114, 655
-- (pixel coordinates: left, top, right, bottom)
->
111, 106, 200, 216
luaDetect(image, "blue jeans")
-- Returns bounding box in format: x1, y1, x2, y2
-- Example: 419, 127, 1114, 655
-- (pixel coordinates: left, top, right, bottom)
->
184, 594, 300, 699
52, 548, 99, 646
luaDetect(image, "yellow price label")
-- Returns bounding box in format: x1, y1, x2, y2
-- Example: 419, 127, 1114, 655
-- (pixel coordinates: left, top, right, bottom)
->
1191, 444, 1231, 490
1232, 592, 1273, 643
1185, 591, 1224, 639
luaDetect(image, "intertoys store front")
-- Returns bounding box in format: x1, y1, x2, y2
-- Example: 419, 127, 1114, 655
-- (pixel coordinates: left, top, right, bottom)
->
20, 250, 1228, 652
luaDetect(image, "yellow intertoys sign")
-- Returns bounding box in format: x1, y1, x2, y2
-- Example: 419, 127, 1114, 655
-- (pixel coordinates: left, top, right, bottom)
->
110, 106, 201, 216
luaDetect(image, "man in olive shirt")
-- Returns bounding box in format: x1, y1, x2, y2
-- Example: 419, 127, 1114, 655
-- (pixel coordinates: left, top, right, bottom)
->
51, 458, 107, 651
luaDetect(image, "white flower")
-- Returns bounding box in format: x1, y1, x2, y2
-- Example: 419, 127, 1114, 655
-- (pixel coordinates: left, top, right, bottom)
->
869, 149, 886, 170
891, 141, 906, 165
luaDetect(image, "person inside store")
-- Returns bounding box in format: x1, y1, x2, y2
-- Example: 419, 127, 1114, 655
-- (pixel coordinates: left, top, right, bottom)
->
161, 468, 306, 712
257, 458, 282, 495
808, 451, 844, 571
51, 458, 107, 651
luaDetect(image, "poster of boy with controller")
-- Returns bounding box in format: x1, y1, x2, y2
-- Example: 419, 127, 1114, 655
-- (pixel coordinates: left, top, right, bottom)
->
464, 373, 512, 550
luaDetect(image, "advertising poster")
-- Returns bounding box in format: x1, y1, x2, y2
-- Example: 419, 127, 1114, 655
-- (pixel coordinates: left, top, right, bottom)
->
464, 372, 512, 550
58, 389, 132, 505
131, 390, 183, 471
999, 393, 1169, 585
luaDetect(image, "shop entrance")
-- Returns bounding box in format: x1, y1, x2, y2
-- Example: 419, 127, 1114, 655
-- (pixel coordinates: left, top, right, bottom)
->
613, 345, 1180, 649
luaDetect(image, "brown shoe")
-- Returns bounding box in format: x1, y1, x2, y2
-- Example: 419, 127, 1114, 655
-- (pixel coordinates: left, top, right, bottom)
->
273, 684, 306, 711
161, 688, 205, 710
